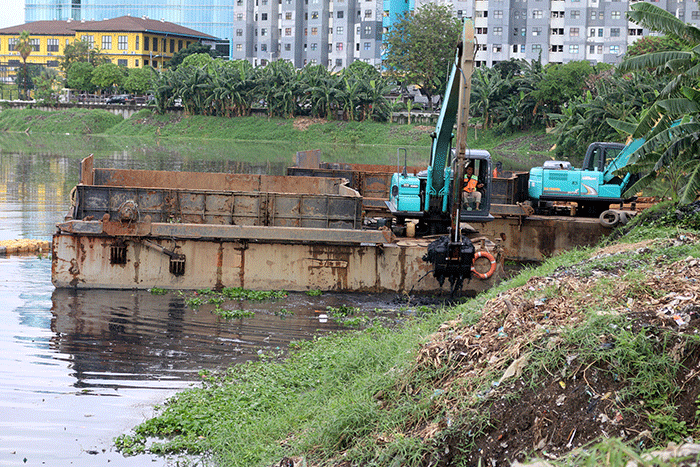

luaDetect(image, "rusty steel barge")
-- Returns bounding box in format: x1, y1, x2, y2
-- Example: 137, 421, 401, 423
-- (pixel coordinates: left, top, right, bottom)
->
51, 155, 502, 293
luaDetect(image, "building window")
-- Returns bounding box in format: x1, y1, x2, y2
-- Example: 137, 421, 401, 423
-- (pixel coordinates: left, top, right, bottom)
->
494, 27, 502, 35
494, 10, 503, 18
356, 43, 360, 51
551, 44, 563, 52
610, 45, 620, 54
532, 44, 542, 52
552, 10, 564, 17
237, 29, 243, 36
364, 9, 372, 18
364, 25, 372, 34
513, 44, 519, 53
117, 59, 128, 66
597, 45, 603, 53
170, 39, 175, 52
551, 28, 564, 35
47, 60, 59, 67
153, 37, 158, 52
311, 11, 318, 19
285, 28, 292, 36
599, 11, 604, 19
476, 27, 488, 34
261, 43, 267, 51
493, 44, 502, 52
285, 43, 291, 50
693, 11, 700, 19
311, 27, 317, 35
117, 35, 127, 50
610, 27, 620, 37
589, 45, 595, 53
311, 42, 317, 50
236, 43, 243, 51
532, 9, 542, 18
571, 10, 580, 19
47, 38, 59, 52
336, 42, 343, 51
237, 13, 244, 20
514, 10, 521, 18
284, 12, 292, 20
101, 35, 112, 50
570, 27, 579, 36
569, 44, 579, 53
532, 27, 542, 36
135, 36, 140, 50
261, 28, 267, 36
611, 11, 621, 19
81, 35, 94, 48
589, 28, 595, 37
337, 10, 344, 18
598, 28, 604, 37
475, 10, 488, 17
144, 36, 150, 51
337, 26, 343, 34
364, 41, 371, 50
262, 13, 268, 20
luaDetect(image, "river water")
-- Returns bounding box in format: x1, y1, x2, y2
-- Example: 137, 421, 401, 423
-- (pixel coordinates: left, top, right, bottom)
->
0, 134, 415, 466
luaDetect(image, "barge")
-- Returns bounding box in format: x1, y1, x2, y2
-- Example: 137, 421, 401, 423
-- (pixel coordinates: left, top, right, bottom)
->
51, 156, 502, 293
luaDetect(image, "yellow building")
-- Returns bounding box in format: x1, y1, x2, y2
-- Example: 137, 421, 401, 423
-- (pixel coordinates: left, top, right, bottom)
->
0, 15, 218, 80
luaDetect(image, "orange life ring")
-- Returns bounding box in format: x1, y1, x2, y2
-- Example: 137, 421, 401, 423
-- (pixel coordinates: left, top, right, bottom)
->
472, 250, 497, 280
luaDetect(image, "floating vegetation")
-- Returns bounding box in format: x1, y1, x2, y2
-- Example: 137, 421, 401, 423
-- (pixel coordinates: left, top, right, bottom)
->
214, 306, 255, 320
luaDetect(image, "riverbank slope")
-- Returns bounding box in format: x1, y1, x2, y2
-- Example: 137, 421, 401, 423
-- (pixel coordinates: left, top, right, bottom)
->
0, 108, 557, 170
114, 202, 700, 466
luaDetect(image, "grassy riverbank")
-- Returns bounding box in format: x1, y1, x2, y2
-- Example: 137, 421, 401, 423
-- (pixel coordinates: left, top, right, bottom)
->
114, 204, 700, 467
0, 108, 558, 170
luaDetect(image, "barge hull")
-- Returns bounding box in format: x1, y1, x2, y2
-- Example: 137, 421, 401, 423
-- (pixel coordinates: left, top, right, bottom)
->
51, 223, 499, 293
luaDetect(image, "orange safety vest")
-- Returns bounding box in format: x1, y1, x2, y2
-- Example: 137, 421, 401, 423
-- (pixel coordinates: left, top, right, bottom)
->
464, 174, 478, 193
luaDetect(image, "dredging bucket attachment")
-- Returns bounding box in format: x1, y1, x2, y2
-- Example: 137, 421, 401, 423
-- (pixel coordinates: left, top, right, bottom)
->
422, 235, 475, 294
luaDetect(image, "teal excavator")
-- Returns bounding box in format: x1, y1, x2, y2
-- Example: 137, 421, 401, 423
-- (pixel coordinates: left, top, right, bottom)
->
387, 18, 493, 293
386, 19, 493, 237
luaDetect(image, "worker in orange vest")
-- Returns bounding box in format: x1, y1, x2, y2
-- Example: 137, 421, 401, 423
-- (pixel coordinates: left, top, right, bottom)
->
462, 164, 484, 210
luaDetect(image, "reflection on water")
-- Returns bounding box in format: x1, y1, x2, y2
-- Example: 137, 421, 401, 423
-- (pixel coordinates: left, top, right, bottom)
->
50, 288, 369, 385
0, 137, 413, 466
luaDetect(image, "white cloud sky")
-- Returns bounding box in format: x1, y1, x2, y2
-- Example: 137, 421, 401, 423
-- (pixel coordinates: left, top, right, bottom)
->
0, 0, 25, 29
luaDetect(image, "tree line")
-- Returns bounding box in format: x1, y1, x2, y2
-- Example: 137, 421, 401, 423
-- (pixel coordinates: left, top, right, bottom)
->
5, 2, 700, 202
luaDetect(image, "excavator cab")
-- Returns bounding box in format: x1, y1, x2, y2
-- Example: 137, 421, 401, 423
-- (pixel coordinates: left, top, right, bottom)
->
460, 150, 492, 218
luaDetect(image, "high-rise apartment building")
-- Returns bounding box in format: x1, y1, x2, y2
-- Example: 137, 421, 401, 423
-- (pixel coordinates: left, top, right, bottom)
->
230, 0, 384, 68
460, 0, 700, 67
24, 0, 700, 69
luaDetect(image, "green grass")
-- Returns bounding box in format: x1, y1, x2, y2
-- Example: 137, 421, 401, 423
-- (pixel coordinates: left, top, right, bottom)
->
0, 108, 123, 134
0, 108, 561, 170
114, 211, 700, 467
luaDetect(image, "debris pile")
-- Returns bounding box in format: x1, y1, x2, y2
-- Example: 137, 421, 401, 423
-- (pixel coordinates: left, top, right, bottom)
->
405, 236, 700, 466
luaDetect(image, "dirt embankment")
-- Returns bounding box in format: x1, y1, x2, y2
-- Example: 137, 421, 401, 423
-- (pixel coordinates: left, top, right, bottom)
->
402, 235, 700, 466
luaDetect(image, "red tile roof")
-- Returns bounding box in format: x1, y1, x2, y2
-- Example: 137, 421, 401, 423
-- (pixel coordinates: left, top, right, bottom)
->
0, 16, 218, 40
74, 16, 217, 40
0, 20, 86, 35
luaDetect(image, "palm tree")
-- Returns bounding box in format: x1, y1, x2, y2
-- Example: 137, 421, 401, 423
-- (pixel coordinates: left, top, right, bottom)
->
608, 2, 700, 202
16, 31, 33, 100
470, 67, 507, 130
618, 2, 700, 134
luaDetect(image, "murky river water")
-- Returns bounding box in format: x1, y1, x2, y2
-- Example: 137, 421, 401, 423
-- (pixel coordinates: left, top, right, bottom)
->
0, 134, 412, 466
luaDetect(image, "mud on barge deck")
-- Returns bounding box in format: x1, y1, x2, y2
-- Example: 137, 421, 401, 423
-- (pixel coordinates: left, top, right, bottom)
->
52, 156, 501, 293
